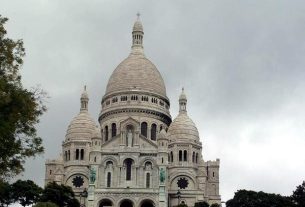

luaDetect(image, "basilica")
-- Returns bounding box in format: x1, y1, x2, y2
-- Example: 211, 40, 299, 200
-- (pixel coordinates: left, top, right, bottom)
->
45, 16, 221, 207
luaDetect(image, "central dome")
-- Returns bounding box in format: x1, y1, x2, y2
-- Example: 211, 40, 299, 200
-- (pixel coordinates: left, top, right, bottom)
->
105, 54, 167, 97
105, 17, 167, 98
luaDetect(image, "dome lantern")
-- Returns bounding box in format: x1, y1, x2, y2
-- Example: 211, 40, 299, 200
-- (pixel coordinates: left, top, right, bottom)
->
179, 87, 187, 113
131, 13, 144, 55
80, 85, 89, 112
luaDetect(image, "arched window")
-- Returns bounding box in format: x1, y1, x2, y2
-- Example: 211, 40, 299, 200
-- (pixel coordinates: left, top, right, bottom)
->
183, 150, 187, 161
192, 152, 195, 163
111, 123, 117, 137
162, 157, 164, 163
94, 156, 96, 162
76, 149, 79, 160
124, 158, 133, 181
68, 150, 70, 161
151, 124, 157, 141
65, 151, 67, 161
107, 172, 111, 187
105, 126, 109, 141
179, 150, 182, 162
170, 151, 174, 163
146, 173, 150, 188
141, 122, 147, 137
80, 149, 84, 160
196, 153, 198, 163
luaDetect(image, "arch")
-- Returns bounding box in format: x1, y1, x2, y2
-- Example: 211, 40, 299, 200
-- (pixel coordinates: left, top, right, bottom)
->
101, 156, 119, 167
76, 149, 79, 160
107, 172, 111, 187
139, 157, 157, 167
179, 150, 182, 162
124, 158, 134, 181
183, 150, 187, 161
170, 151, 173, 163
196, 153, 199, 163
99, 199, 113, 207
111, 123, 116, 137
105, 125, 109, 141
146, 172, 150, 188
139, 199, 155, 207
141, 122, 148, 137
80, 149, 84, 160
151, 123, 157, 141
119, 199, 134, 207
65, 151, 67, 161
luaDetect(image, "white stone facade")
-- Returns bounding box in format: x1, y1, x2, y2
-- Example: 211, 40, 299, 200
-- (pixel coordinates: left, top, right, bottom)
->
45, 16, 221, 207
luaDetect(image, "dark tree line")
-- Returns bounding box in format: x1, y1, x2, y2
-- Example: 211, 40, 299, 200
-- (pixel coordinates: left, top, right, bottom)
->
226, 181, 305, 207
0, 180, 79, 207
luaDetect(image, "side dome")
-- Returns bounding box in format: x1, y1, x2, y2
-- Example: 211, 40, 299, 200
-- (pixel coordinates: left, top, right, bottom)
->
65, 87, 98, 141
167, 88, 199, 142
105, 55, 167, 97
167, 113, 199, 142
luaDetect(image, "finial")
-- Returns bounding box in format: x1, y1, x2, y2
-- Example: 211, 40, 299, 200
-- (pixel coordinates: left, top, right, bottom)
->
136, 12, 141, 20
179, 87, 187, 113
84, 85, 87, 91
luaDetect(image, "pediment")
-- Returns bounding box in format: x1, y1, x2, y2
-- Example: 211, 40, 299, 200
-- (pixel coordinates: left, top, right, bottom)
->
138, 134, 158, 150
101, 134, 121, 150
120, 117, 140, 131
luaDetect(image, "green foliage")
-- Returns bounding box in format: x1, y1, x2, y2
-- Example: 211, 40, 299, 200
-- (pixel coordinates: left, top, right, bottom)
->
33, 202, 58, 207
0, 179, 13, 207
178, 204, 188, 207
210, 203, 221, 207
12, 179, 43, 207
0, 15, 46, 179
40, 182, 79, 207
292, 181, 305, 206
194, 201, 209, 207
226, 189, 294, 207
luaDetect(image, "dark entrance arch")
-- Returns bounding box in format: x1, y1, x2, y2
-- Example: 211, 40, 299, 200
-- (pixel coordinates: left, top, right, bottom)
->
99, 199, 113, 207
140, 200, 154, 207
120, 199, 133, 207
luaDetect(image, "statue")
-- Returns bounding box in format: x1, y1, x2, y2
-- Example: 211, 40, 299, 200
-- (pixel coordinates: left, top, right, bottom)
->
160, 168, 166, 183
127, 129, 133, 147
89, 167, 96, 184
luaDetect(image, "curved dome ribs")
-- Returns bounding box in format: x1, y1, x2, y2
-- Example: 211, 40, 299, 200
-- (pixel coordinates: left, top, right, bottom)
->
168, 88, 200, 143
99, 15, 171, 126
65, 87, 99, 142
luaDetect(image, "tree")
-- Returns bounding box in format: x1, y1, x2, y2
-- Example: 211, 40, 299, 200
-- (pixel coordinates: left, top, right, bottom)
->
0, 179, 13, 207
33, 202, 58, 207
0, 15, 46, 179
226, 189, 294, 207
292, 181, 305, 206
12, 179, 42, 207
40, 182, 79, 207
210, 204, 221, 207
194, 201, 209, 207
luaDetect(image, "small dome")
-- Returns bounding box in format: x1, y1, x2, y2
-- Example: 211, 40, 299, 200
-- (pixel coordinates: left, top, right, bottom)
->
167, 113, 199, 142
133, 20, 143, 32
179, 88, 187, 101
105, 55, 167, 97
65, 111, 97, 141
81, 86, 88, 99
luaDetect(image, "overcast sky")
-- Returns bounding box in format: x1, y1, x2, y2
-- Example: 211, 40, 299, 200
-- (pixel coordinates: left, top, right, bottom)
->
1, 0, 305, 203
